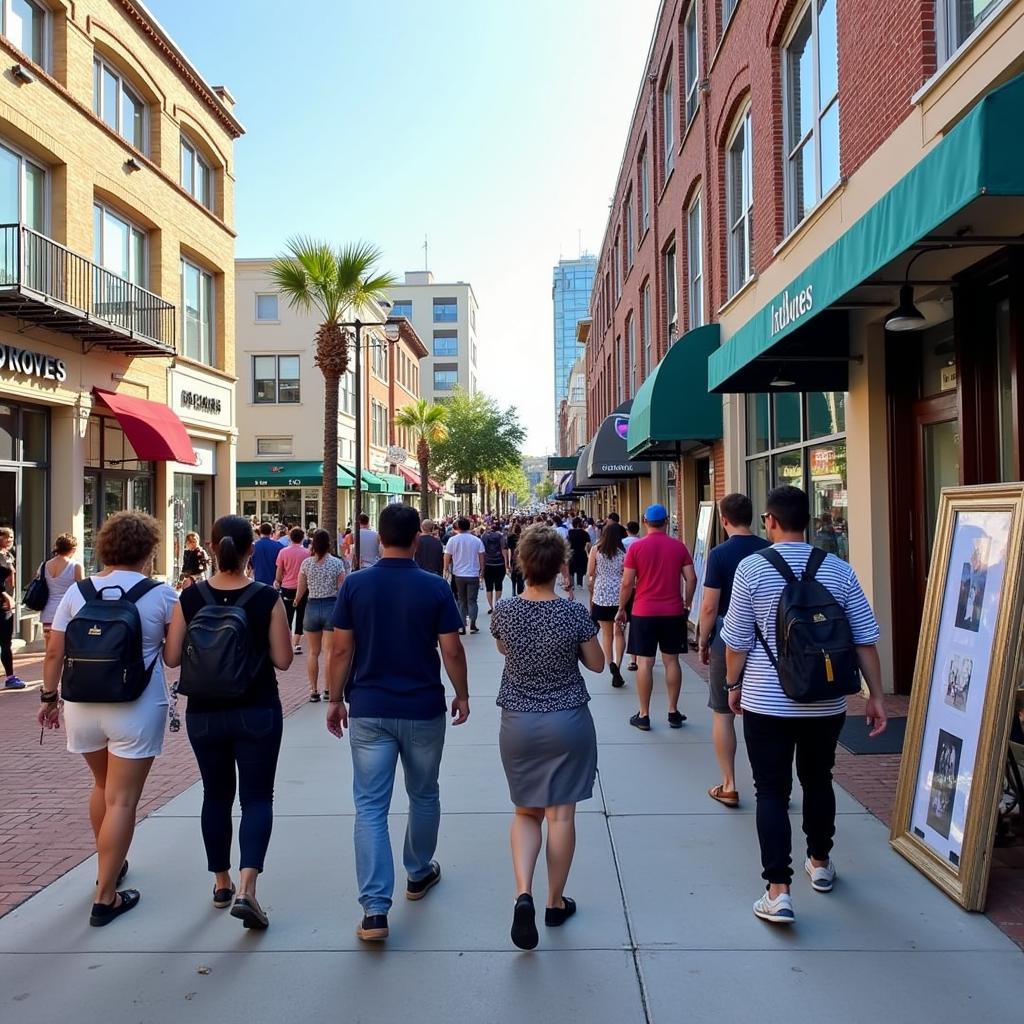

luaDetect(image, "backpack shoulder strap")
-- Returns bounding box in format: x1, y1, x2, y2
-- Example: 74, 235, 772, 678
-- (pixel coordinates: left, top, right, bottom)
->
803, 546, 828, 581
77, 578, 98, 602
233, 582, 265, 610
194, 580, 218, 607
759, 548, 799, 585
124, 577, 162, 605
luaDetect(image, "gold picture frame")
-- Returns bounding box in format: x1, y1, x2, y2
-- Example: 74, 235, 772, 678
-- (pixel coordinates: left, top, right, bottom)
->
890, 483, 1024, 910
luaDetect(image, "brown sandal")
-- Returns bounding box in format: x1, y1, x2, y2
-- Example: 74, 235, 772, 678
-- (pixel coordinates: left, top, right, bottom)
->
708, 785, 739, 808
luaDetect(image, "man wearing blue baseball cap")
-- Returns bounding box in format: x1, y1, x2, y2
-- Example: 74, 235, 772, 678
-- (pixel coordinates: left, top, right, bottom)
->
615, 504, 697, 731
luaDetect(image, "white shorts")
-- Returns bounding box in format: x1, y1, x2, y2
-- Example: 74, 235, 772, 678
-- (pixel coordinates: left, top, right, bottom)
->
63, 698, 167, 759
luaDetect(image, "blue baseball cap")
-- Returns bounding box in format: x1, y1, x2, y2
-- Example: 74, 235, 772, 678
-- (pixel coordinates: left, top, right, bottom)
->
644, 503, 669, 524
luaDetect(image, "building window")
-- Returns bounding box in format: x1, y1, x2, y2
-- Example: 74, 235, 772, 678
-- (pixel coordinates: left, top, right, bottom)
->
613, 232, 622, 299
433, 367, 458, 392
641, 280, 652, 377
181, 258, 214, 365
624, 187, 635, 266
392, 299, 412, 319
433, 330, 458, 357
721, 0, 738, 32
253, 355, 299, 404
726, 107, 753, 297
1, 140, 46, 232
433, 297, 458, 322
745, 390, 848, 558
935, 0, 1004, 64
256, 436, 293, 456
664, 242, 677, 340
627, 314, 637, 398
93, 203, 145, 285
615, 335, 624, 403
255, 293, 279, 321
180, 136, 214, 210
93, 58, 146, 152
371, 337, 388, 381
639, 145, 651, 233
661, 70, 675, 176
2, 0, 46, 66
784, 0, 840, 231
687, 195, 704, 330
370, 399, 388, 448
341, 369, 355, 415
471, 340, 477, 365
684, 3, 700, 125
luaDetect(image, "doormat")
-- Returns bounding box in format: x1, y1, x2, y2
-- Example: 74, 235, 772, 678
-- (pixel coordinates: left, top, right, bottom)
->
839, 716, 907, 755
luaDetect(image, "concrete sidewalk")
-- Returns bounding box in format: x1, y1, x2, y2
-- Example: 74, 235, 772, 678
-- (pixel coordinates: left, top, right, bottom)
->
2, 625, 1023, 1023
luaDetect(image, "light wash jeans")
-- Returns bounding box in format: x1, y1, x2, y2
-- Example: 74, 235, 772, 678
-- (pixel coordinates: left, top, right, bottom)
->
349, 714, 447, 915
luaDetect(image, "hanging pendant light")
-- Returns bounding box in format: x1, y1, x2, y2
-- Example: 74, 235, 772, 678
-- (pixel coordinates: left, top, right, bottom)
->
885, 283, 928, 332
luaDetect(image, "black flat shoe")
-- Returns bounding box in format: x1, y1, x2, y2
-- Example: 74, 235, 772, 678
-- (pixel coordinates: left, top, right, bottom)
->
89, 888, 140, 927
406, 861, 442, 901
630, 713, 651, 732
545, 896, 577, 927
667, 710, 687, 728
627, 661, 638, 671
230, 895, 269, 930
470, 625, 480, 634
610, 662, 625, 688
511, 893, 538, 950
309, 692, 321, 703
357, 913, 389, 941
213, 883, 236, 909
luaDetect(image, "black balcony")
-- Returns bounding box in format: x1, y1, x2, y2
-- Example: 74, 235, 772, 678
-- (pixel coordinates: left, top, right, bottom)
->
0, 223, 176, 357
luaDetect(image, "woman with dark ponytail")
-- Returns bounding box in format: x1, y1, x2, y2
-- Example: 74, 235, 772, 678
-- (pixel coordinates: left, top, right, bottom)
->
294, 528, 346, 701
164, 515, 292, 930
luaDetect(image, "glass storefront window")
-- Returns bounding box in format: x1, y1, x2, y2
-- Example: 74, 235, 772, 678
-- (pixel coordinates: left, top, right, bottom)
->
748, 456, 769, 539
21, 466, 47, 587
919, 320, 956, 398
774, 449, 804, 491
746, 393, 769, 453
0, 404, 14, 461
809, 441, 848, 560
806, 391, 846, 438
22, 408, 46, 462
773, 392, 802, 447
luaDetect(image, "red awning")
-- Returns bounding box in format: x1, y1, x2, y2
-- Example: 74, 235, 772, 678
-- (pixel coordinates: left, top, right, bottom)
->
396, 465, 445, 494
93, 388, 198, 465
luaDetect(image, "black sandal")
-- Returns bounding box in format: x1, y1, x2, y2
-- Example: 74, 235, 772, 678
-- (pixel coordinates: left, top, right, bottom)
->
545, 896, 577, 927
89, 888, 140, 927
510, 893, 538, 950
95, 860, 129, 887
230, 895, 269, 930
309, 692, 321, 703
213, 883, 236, 909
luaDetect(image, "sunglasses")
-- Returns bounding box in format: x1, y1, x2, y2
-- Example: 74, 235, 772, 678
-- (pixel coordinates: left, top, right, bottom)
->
760, 512, 771, 525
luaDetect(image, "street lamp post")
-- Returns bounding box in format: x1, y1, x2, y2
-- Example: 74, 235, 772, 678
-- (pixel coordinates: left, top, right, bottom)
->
341, 316, 403, 569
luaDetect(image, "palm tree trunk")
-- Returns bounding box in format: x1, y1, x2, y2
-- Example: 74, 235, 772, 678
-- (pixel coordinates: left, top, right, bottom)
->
322, 371, 340, 551
419, 455, 430, 518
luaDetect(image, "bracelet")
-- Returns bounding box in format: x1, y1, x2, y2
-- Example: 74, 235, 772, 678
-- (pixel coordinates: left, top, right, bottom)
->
39, 689, 59, 704
725, 681, 743, 692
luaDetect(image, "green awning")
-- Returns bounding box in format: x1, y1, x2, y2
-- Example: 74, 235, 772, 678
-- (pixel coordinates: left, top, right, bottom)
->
709, 71, 1024, 392
628, 325, 724, 459
379, 473, 407, 494
341, 465, 384, 492
236, 461, 354, 488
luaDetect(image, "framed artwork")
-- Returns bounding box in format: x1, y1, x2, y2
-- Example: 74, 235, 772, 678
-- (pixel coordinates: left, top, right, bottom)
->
688, 501, 716, 630
890, 484, 1024, 910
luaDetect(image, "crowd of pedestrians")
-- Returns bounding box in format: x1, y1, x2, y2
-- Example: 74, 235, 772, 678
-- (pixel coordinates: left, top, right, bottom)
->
26, 483, 887, 944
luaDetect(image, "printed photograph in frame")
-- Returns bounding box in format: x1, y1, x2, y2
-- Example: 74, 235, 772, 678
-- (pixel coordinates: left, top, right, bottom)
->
890, 484, 1024, 910
688, 500, 716, 632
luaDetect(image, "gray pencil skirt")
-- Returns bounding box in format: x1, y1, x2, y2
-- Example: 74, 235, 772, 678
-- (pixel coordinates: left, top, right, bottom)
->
499, 705, 598, 808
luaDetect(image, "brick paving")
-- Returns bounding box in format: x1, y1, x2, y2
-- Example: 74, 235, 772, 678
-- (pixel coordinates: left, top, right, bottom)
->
0, 649, 314, 918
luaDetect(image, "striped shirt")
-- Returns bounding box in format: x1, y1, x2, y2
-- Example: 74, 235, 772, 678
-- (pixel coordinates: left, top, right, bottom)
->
720, 541, 880, 718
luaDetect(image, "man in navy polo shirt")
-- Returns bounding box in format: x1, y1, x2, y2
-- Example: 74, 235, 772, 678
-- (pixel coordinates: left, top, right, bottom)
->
326, 503, 469, 944
250, 522, 282, 585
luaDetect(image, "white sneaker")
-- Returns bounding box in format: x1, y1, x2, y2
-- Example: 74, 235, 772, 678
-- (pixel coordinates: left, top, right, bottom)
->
752, 890, 795, 924
805, 858, 836, 892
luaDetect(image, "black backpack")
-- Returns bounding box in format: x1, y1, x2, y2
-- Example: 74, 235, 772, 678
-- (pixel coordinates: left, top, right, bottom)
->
22, 562, 49, 612
61, 578, 162, 703
754, 548, 861, 703
176, 582, 268, 701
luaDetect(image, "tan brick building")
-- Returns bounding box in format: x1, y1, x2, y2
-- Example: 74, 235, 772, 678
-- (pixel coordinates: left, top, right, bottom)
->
0, 0, 242, 629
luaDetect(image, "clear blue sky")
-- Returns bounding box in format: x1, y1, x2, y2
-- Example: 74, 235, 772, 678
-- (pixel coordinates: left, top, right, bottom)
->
146, 0, 660, 454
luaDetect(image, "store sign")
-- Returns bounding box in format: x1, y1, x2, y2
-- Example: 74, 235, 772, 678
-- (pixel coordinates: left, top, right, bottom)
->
770, 285, 814, 336
940, 365, 957, 392
387, 445, 408, 464
180, 390, 222, 415
0, 343, 68, 383
169, 368, 232, 428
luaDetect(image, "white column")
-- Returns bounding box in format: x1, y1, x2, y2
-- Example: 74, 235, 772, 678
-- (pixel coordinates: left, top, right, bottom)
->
50, 399, 87, 539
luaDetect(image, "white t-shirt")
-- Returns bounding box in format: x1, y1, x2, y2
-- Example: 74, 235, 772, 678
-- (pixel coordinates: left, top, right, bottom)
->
622, 535, 639, 550
51, 570, 179, 706
358, 528, 382, 567
446, 532, 485, 577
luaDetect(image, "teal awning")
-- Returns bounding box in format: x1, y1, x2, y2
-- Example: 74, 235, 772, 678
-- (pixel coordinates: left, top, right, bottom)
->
236, 461, 354, 488
628, 325, 724, 459
709, 71, 1024, 392
341, 465, 384, 492
379, 473, 407, 494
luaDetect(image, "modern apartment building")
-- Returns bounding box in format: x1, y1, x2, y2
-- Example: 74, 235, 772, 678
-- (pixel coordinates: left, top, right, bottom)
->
234, 260, 431, 527
552, 255, 596, 441
582, 0, 1024, 692
0, 0, 242, 618
386, 271, 479, 402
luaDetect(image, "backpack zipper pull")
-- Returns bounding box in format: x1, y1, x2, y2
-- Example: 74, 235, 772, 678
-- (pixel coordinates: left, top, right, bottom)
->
823, 651, 835, 683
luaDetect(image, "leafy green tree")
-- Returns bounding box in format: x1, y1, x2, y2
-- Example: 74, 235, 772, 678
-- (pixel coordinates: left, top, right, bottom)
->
394, 399, 448, 518
269, 238, 395, 547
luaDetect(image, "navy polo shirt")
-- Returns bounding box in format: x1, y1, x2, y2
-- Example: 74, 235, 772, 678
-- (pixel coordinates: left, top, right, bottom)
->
251, 536, 283, 585
331, 558, 464, 719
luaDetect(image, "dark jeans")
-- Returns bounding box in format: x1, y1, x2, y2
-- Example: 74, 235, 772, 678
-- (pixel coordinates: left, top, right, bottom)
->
510, 570, 525, 595
186, 704, 284, 873
742, 710, 846, 885
280, 587, 305, 637
453, 576, 480, 626
0, 613, 13, 676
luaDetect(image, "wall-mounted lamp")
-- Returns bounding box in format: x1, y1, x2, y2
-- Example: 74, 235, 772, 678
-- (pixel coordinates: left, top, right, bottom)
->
769, 368, 796, 388
124, 156, 142, 173
11, 63, 35, 84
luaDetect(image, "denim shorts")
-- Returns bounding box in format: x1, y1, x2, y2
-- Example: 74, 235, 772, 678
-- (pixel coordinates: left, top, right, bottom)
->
303, 596, 336, 632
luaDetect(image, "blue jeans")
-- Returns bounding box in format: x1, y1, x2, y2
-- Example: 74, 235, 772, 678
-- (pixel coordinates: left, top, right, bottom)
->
349, 714, 447, 915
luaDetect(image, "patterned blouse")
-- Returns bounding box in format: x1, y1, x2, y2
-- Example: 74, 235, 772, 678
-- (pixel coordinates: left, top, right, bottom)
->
592, 549, 625, 607
491, 597, 598, 712
298, 554, 346, 599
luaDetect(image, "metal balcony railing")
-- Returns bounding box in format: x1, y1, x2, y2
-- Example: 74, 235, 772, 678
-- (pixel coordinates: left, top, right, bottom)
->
0, 223, 176, 356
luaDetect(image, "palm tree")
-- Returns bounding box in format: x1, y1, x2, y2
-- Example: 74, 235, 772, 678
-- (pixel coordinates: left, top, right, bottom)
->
269, 238, 395, 549
394, 399, 448, 518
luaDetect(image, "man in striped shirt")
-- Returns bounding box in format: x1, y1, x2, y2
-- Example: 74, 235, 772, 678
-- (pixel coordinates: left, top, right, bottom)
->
721, 485, 887, 926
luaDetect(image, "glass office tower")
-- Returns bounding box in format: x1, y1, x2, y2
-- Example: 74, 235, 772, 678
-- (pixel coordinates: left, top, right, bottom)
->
552, 255, 596, 437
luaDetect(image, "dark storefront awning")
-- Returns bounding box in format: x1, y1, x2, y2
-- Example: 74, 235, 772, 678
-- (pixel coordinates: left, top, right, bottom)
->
585, 400, 651, 479
709, 71, 1024, 393
628, 325, 724, 459
547, 456, 579, 471
93, 387, 197, 465
237, 462, 356, 488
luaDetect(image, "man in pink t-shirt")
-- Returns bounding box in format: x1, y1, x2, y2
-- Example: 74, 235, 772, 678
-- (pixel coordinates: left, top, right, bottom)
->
615, 504, 697, 732
275, 527, 310, 653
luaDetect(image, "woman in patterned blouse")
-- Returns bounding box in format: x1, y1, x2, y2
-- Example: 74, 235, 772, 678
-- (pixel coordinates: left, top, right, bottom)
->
295, 530, 346, 702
